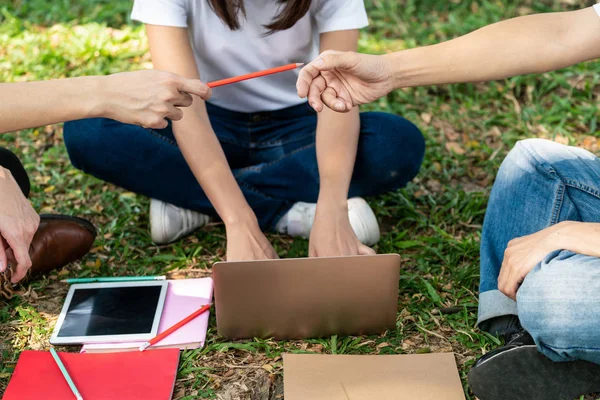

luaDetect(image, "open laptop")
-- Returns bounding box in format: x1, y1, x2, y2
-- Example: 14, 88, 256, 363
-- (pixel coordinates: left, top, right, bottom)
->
213, 254, 400, 340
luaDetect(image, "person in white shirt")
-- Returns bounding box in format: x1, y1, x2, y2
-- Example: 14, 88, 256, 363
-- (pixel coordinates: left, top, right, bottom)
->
298, 4, 600, 400
62, 0, 425, 261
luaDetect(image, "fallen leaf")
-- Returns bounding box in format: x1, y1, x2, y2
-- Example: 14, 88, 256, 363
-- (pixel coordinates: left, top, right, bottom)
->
517, 6, 533, 15
445, 142, 466, 155
35, 175, 51, 184
554, 135, 569, 145
223, 369, 235, 378
504, 93, 522, 115
401, 340, 416, 350
487, 127, 502, 138
445, 130, 460, 141
262, 364, 273, 372
425, 179, 442, 193
582, 136, 598, 151
89, 246, 104, 253
413, 190, 426, 198
420, 113, 432, 125
466, 140, 480, 149
311, 344, 324, 353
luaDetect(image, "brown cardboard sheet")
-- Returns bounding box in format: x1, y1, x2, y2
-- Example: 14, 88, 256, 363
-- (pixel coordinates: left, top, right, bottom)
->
283, 353, 465, 400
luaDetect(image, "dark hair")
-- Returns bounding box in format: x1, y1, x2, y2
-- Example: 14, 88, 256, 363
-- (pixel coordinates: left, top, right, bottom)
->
207, 0, 312, 34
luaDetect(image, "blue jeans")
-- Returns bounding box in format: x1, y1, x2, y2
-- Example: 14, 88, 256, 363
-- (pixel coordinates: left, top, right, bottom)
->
478, 138, 600, 364
63, 102, 424, 229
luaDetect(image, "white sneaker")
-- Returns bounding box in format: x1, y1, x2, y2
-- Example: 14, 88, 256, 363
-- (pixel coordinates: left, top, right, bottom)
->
275, 197, 380, 246
347, 197, 381, 245
150, 199, 210, 244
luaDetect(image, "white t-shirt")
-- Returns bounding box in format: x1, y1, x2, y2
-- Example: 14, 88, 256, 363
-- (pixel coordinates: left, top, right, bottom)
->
131, 0, 368, 112
595, 3, 600, 16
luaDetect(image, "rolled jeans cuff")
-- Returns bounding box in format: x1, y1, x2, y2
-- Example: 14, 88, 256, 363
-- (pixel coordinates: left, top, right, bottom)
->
477, 289, 518, 331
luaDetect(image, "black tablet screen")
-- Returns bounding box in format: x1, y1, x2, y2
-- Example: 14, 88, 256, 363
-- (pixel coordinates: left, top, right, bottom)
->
57, 286, 162, 337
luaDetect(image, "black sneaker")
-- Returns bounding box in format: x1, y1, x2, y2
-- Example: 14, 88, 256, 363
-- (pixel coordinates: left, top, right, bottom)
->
468, 330, 600, 400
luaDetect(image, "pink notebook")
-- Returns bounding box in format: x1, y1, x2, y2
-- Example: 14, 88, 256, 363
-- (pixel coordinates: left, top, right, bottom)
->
82, 278, 213, 353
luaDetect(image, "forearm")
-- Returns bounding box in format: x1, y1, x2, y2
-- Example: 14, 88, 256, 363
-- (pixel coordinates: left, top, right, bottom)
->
0, 77, 103, 134
317, 29, 361, 206
172, 107, 254, 225
146, 24, 254, 226
387, 7, 600, 88
555, 221, 600, 259
316, 108, 360, 207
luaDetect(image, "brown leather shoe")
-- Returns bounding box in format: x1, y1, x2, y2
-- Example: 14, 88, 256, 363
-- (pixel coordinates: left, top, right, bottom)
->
0, 214, 97, 299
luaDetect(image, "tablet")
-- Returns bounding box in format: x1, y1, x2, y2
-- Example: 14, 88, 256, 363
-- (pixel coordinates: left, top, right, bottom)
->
50, 281, 168, 345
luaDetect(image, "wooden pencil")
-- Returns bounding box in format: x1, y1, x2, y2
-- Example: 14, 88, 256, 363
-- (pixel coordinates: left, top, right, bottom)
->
139, 304, 211, 351
207, 63, 303, 88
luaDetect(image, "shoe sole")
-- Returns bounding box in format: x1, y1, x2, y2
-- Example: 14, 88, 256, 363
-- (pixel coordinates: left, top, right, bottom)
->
468, 345, 600, 400
38, 214, 97, 238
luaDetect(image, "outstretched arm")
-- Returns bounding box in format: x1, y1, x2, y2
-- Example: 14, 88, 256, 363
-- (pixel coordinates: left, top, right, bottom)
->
298, 5, 600, 112
0, 70, 212, 282
0, 70, 211, 134
389, 6, 600, 88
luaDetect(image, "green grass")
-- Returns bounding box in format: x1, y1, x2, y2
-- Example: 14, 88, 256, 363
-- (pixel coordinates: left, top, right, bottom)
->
1, 0, 599, 398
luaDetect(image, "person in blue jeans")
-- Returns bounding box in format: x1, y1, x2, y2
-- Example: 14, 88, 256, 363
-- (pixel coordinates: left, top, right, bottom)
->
64, 103, 422, 245
63, 0, 425, 261
473, 138, 600, 399
297, 3, 600, 399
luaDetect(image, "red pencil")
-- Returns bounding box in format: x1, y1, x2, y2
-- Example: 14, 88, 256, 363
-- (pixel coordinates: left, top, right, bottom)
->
207, 63, 303, 88
139, 303, 211, 351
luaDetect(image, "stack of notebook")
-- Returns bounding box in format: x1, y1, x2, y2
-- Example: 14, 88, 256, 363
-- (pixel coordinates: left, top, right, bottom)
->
82, 278, 213, 353
3, 277, 213, 400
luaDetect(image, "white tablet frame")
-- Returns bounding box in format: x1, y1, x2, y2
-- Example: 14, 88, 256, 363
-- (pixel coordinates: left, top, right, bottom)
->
50, 280, 169, 345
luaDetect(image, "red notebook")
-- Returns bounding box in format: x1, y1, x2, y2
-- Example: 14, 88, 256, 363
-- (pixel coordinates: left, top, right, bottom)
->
3, 349, 180, 400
